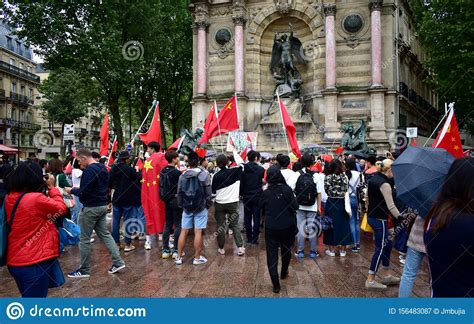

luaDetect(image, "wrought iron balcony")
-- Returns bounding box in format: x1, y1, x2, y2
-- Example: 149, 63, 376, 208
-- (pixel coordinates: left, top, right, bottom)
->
0, 89, 5, 100
0, 61, 40, 83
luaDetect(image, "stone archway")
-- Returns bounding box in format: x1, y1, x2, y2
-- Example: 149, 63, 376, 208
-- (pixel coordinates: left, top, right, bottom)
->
245, 5, 325, 98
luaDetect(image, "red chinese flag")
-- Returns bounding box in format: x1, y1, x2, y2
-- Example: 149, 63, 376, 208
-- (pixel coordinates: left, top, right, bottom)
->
141, 152, 167, 235
195, 146, 207, 158
411, 138, 417, 147
335, 146, 344, 155
198, 103, 218, 145
432, 108, 463, 158
136, 158, 144, 171
107, 139, 118, 166
99, 111, 109, 156
139, 102, 162, 146
199, 96, 239, 144
168, 136, 184, 151
279, 99, 301, 158
64, 162, 73, 174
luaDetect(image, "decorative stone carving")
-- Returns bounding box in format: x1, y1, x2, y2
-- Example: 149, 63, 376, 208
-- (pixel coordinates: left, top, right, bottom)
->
232, 0, 247, 26
191, 3, 210, 30
215, 28, 232, 46
274, 0, 294, 15
369, 0, 383, 12
323, 4, 336, 17
343, 14, 363, 34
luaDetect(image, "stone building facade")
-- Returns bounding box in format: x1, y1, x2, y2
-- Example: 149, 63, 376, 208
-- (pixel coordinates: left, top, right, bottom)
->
189, 0, 440, 153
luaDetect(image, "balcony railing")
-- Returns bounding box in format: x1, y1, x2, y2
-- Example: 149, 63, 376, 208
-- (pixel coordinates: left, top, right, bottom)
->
0, 89, 5, 100
80, 128, 88, 135
91, 130, 100, 137
0, 61, 41, 83
0, 118, 41, 130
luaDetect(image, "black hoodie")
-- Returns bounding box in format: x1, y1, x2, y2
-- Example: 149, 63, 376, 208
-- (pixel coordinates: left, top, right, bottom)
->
260, 166, 298, 230
240, 161, 265, 201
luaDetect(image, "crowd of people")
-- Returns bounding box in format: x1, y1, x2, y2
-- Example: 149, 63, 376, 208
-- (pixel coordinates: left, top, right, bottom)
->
0, 145, 472, 297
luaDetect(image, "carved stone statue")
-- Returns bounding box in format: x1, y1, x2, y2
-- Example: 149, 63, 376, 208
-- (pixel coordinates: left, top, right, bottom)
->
270, 23, 307, 98
340, 120, 376, 155
180, 128, 204, 155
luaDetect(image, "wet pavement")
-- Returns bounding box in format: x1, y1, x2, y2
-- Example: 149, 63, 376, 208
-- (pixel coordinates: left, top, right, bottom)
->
0, 207, 430, 298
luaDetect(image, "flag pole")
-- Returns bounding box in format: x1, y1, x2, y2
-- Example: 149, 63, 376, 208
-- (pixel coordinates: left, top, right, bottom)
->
276, 90, 291, 155
106, 135, 118, 167
129, 99, 156, 146
214, 100, 224, 154
423, 103, 451, 147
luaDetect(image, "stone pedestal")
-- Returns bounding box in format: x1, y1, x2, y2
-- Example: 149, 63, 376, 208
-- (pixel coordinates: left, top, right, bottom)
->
368, 87, 387, 139
322, 89, 339, 139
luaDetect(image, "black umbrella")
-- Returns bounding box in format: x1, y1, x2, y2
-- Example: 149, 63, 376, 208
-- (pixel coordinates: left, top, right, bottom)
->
392, 146, 455, 218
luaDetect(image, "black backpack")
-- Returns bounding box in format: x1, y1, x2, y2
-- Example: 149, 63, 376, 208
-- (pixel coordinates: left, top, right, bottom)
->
294, 170, 317, 206
160, 168, 176, 203
179, 171, 205, 213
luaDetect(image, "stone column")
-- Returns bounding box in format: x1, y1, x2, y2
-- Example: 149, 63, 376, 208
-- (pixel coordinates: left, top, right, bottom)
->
369, 0, 383, 87
233, 3, 247, 95
195, 20, 209, 96
324, 4, 337, 90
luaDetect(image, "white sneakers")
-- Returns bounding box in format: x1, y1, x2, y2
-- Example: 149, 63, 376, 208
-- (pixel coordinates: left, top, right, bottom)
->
237, 247, 246, 256
365, 280, 387, 290
193, 255, 208, 265
218, 248, 226, 255
325, 250, 336, 257
124, 244, 136, 252
144, 241, 152, 250
339, 250, 347, 257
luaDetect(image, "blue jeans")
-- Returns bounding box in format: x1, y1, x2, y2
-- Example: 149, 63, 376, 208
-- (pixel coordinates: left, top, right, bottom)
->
162, 199, 182, 250
399, 247, 425, 297
368, 217, 392, 275
71, 195, 83, 223
349, 195, 360, 245
8, 258, 64, 297
244, 197, 261, 244
135, 206, 147, 232
296, 210, 317, 251
112, 205, 136, 245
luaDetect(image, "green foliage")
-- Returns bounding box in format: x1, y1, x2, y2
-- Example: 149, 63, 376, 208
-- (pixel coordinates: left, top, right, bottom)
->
1, 0, 193, 146
410, 0, 474, 133
39, 68, 89, 124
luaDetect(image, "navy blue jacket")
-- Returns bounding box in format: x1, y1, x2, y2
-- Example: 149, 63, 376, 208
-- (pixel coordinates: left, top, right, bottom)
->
71, 162, 109, 207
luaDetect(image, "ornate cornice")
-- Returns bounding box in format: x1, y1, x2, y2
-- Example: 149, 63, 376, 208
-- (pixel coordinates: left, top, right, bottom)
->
232, 1, 247, 26
191, 3, 210, 30
323, 4, 337, 17
274, 0, 294, 15
369, 0, 383, 12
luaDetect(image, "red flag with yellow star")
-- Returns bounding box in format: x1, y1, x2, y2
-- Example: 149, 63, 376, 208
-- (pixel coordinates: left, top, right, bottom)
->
432, 107, 463, 158
139, 102, 162, 146
199, 96, 239, 145
141, 152, 167, 234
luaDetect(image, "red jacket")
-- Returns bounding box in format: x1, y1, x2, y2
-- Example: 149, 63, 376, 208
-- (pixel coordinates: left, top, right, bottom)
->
5, 187, 67, 266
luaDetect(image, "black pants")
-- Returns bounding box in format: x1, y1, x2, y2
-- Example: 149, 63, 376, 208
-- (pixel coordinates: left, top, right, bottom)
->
244, 197, 261, 244
162, 199, 182, 250
265, 227, 294, 288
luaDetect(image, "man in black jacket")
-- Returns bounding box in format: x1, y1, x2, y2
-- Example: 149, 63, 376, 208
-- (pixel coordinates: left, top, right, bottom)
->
240, 150, 265, 245
160, 150, 183, 260
108, 151, 142, 252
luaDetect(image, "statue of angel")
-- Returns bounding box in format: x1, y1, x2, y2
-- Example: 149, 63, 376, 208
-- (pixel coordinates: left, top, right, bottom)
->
270, 23, 307, 97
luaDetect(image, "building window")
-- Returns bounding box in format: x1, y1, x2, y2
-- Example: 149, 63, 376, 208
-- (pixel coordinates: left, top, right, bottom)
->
19, 62, 24, 70
6, 37, 13, 51
19, 110, 25, 122
29, 88, 33, 99
16, 41, 22, 55
12, 133, 17, 145
11, 82, 17, 94
29, 135, 33, 146
9, 58, 16, 67
20, 86, 25, 96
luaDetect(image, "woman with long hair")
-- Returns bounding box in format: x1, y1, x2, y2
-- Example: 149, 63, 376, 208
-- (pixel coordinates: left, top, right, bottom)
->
47, 158, 70, 189
425, 158, 474, 297
365, 159, 401, 290
345, 158, 361, 252
5, 161, 68, 297
323, 159, 351, 257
